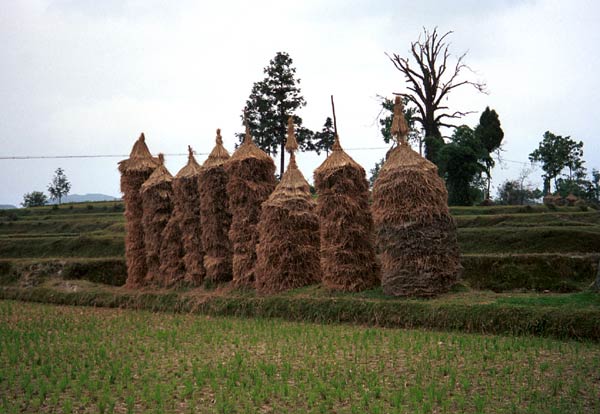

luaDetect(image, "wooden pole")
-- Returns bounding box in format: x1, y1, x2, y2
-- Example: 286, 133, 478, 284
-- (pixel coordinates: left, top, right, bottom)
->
330, 95, 338, 136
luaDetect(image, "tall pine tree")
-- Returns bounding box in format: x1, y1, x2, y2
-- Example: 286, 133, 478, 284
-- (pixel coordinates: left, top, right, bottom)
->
238, 52, 314, 175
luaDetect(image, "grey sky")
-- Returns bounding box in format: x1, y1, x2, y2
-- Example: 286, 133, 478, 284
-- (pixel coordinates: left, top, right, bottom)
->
1, 0, 599, 206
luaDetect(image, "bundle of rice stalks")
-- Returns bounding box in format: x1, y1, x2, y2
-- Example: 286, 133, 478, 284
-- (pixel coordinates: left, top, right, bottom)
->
159, 207, 185, 287
141, 154, 174, 286
199, 129, 233, 283
255, 118, 320, 294
171, 146, 205, 286
314, 134, 380, 292
372, 96, 460, 297
118, 133, 159, 288
224, 122, 276, 288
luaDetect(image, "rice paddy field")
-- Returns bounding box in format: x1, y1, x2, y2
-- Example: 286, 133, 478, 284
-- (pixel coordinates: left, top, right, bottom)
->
1, 300, 599, 414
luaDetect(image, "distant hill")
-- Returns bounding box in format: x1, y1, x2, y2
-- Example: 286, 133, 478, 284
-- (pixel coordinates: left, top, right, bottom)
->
0, 204, 17, 210
48, 193, 119, 204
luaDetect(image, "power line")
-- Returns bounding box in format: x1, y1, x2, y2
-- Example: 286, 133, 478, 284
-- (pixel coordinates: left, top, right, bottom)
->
0, 149, 534, 167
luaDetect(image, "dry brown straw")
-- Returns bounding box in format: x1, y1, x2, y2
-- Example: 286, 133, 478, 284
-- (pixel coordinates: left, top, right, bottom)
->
255, 118, 320, 294
372, 96, 461, 297
141, 153, 175, 287
314, 125, 380, 292
118, 133, 159, 288
225, 118, 276, 288
199, 129, 233, 283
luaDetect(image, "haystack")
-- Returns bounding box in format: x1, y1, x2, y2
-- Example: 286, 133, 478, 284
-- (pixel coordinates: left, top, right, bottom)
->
224, 121, 277, 288
118, 133, 159, 288
171, 146, 205, 286
372, 96, 460, 297
199, 129, 233, 283
314, 133, 380, 292
255, 118, 320, 294
141, 154, 174, 286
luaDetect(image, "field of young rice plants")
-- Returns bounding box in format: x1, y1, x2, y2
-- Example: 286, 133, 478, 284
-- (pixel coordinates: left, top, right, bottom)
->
1, 300, 599, 414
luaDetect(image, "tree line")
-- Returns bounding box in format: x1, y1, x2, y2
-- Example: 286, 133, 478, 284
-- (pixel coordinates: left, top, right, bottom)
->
240, 29, 597, 207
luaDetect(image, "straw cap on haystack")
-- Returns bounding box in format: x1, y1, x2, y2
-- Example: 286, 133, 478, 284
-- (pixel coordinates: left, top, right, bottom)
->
176, 146, 203, 178
118, 133, 160, 173
203, 129, 230, 168
255, 117, 320, 294
228, 121, 273, 163
266, 119, 313, 205
141, 154, 173, 193
314, 133, 362, 176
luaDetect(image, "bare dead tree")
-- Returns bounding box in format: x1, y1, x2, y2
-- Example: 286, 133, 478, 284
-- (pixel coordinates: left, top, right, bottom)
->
386, 27, 487, 163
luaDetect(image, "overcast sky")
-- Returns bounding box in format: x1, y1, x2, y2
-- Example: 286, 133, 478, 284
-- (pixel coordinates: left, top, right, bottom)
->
1, 0, 599, 206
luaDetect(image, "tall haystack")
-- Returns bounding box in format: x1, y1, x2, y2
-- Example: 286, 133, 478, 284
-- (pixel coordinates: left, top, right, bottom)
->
255, 118, 321, 294
372, 96, 460, 297
199, 129, 233, 283
118, 133, 159, 288
172, 146, 205, 286
141, 154, 174, 286
224, 121, 277, 288
314, 133, 380, 292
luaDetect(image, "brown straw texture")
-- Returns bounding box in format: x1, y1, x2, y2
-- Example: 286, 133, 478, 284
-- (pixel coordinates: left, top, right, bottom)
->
118, 133, 159, 288
225, 122, 276, 288
141, 154, 174, 287
255, 119, 320, 294
372, 98, 461, 297
314, 134, 380, 292
199, 129, 233, 283
172, 146, 205, 286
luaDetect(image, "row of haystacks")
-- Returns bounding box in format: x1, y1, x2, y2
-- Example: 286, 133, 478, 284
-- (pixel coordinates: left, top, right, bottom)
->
372, 97, 461, 297
255, 119, 321, 294
224, 123, 277, 288
119, 99, 461, 297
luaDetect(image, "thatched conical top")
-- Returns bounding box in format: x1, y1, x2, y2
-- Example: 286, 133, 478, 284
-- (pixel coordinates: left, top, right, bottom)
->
391, 96, 410, 144
203, 129, 230, 168
267, 152, 312, 205
228, 116, 272, 163
314, 133, 361, 175
141, 153, 173, 192
176, 146, 202, 178
118, 133, 160, 173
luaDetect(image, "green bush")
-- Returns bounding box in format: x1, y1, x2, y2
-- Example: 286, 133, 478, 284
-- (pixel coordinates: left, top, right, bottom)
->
63, 260, 127, 286
461, 254, 599, 292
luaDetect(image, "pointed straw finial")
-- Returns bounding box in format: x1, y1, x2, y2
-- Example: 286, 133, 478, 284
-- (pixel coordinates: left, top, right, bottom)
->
243, 111, 252, 145
285, 117, 298, 154
158, 153, 165, 165
216, 128, 223, 145
391, 96, 409, 144
139, 132, 145, 142
188, 145, 194, 160
332, 134, 342, 152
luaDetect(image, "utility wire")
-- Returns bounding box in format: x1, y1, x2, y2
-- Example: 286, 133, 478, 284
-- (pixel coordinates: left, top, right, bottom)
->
0, 148, 534, 166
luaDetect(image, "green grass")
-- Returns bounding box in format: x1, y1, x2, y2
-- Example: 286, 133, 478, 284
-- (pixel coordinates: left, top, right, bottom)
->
2, 282, 599, 341
1, 300, 598, 414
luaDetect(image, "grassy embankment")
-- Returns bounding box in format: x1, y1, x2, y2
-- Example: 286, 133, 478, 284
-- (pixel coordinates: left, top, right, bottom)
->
0, 202, 599, 341
1, 300, 599, 414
